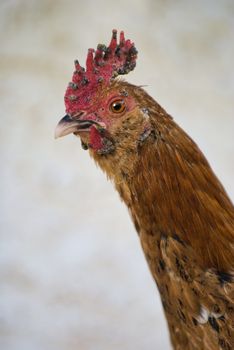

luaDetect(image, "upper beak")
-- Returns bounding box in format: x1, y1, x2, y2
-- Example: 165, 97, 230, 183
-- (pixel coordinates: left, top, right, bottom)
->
55, 114, 79, 139
55, 114, 94, 139
55, 114, 106, 139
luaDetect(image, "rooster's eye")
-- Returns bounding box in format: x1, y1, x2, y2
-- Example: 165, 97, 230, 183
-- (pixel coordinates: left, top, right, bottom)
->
110, 99, 126, 114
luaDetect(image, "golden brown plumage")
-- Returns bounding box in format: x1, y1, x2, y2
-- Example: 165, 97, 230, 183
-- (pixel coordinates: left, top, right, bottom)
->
56, 31, 234, 349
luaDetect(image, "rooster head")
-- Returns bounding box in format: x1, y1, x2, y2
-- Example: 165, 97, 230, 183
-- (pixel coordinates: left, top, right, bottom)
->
55, 30, 148, 155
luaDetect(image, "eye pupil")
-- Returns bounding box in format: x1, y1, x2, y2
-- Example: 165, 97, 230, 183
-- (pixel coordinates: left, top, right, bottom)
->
113, 102, 122, 111
110, 99, 125, 113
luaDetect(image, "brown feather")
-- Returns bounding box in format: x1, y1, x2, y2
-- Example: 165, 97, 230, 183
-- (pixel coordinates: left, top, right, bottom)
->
89, 81, 234, 349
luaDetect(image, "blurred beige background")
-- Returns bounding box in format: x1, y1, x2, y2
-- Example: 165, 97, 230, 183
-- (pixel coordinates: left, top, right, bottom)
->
1, 1, 234, 349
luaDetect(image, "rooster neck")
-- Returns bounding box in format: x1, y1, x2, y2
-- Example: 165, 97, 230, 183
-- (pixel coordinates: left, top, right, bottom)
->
113, 118, 234, 271
89, 99, 234, 350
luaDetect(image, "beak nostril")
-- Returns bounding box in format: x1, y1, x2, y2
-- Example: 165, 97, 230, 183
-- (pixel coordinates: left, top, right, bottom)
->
72, 111, 85, 119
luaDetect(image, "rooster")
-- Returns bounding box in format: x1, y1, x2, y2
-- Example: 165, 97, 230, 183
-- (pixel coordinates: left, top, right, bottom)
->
55, 30, 234, 350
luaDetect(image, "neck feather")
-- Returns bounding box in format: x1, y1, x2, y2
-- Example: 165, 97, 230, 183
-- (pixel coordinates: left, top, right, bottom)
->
93, 109, 234, 271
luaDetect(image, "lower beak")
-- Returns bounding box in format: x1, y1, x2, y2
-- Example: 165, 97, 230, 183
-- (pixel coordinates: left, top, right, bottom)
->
55, 114, 93, 139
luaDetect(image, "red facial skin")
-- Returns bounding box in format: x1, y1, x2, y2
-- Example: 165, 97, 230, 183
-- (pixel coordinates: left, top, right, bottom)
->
74, 88, 137, 153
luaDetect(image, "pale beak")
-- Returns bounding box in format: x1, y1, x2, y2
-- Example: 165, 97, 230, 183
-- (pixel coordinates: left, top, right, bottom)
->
55, 115, 78, 139
55, 114, 94, 139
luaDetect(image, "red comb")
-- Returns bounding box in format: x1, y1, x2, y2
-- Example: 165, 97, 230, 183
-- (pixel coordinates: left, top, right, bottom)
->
64, 30, 138, 115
